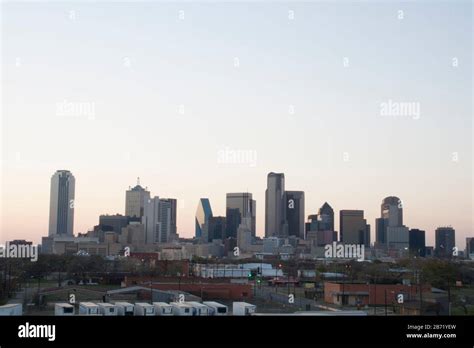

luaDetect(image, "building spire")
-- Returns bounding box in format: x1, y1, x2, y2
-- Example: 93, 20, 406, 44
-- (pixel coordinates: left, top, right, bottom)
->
137, 177, 140, 186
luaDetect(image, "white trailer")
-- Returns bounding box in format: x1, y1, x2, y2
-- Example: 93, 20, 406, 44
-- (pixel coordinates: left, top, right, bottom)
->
114, 302, 134, 316
134, 302, 155, 316
97, 303, 117, 316
232, 302, 256, 316
186, 301, 209, 316
170, 302, 193, 316
54, 303, 75, 316
203, 301, 228, 316
153, 302, 173, 316
0, 303, 23, 316
79, 302, 100, 315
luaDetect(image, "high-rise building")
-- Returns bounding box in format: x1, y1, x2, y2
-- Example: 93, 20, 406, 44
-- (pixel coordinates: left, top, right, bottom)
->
305, 203, 336, 242
381, 196, 403, 226
285, 191, 305, 239
265, 172, 287, 238
435, 227, 456, 258
409, 229, 426, 257
143, 197, 175, 244
195, 198, 213, 241
160, 198, 177, 236
49, 170, 75, 236
157, 199, 172, 243
376, 196, 403, 246
208, 216, 226, 242
466, 238, 474, 260
99, 214, 130, 234
143, 196, 160, 244
305, 214, 319, 234
386, 226, 409, 250
339, 210, 370, 246
125, 179, 150, 218
318, 202, 334, 231
375, 218, 387, 245
226, 193, 256, 239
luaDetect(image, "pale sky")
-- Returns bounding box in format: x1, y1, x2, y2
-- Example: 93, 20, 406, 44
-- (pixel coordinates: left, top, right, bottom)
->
1, 0, 472, 248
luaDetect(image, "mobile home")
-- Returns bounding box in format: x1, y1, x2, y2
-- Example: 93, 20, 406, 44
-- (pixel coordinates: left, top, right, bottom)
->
186, 301, 210, 316
114, 302, 134, 316
54, 303, 75, 316
79, 302, 100, 315
134, 302, 155, 316
170, 302, 193, 316
153, 302, 173, 316
97, 303, 117, 316
232, 302, 256, 316
0, 303, 23, 316
203, 301, 228, 316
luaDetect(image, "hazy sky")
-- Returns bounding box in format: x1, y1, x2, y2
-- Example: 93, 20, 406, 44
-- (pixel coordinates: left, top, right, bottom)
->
1, 0, 472, 248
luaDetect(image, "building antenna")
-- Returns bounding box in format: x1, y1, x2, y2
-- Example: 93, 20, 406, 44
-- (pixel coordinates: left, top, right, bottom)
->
137, 177, 140, 186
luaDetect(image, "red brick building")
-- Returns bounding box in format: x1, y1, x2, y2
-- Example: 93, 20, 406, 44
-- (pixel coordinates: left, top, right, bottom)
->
150, 283, 253, 301
125, 276, 252, 301
324, 281, 431, 306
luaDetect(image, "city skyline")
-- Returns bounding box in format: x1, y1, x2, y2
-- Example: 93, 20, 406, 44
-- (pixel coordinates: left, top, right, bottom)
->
2, 2, 472, 246
0, 168, 467, 249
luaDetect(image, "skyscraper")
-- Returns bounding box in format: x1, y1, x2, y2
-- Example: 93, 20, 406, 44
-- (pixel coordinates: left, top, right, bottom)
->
226, 193, 256, 239
339, 210, 370, 246
157, 199, 172, 243
435, 227, 456, 258
285, 191, 305, 239
125, 179, 150, 218
409, 229, 426, 257
381, 196, 403, 226
265, 172, 287, 238
208, 216, 227, 242
376, 196, 403, 246
466, 238, 474, 259
143, 197, 175, 244
318, 202, 334, 231
386, 226, 409, 250
375, 218, 387, 244
48, 170, 75, 236
195, 198, 213, 241
143, 196, 160, 244
160, 198, 177, 237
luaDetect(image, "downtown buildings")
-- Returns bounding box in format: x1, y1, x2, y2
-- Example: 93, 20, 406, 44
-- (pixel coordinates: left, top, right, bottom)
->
42, 173, 179, 255
39, 170, 466, 262
264, 173, 305, 239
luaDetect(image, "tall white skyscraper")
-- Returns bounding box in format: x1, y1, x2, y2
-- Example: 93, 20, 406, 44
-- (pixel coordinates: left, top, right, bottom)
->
48, 170, 75, 236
